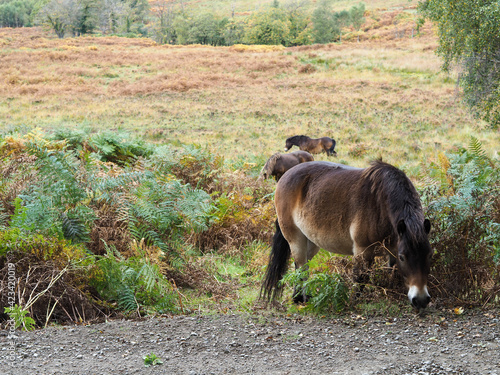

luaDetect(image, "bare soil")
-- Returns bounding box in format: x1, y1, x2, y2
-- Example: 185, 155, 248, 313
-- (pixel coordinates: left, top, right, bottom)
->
1, 308, 499, 375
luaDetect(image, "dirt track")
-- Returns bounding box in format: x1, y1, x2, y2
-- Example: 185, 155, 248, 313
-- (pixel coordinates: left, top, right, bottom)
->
1, 309, 499, 375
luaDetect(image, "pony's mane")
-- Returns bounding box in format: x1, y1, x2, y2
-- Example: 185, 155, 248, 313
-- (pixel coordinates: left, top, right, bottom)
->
287, 135, 308, 143
362, 160, 425, 241
261, 152, 282, 176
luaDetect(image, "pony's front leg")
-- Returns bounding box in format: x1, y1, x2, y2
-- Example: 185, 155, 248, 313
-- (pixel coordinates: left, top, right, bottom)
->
352, 246, 375, 291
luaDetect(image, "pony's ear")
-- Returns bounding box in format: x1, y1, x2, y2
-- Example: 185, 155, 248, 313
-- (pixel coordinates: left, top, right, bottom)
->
424, 219, 431, 234
397, 220, 406, 235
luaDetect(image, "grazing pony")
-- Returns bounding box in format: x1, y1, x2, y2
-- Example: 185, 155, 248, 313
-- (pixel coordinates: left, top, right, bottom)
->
284, 135, 337, 156
260, 151, 314, 181
261, 160, 433, 310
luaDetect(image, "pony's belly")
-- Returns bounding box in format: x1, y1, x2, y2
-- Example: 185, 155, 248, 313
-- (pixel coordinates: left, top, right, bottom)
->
310, 234, 354, 255
294, 212, 354, 255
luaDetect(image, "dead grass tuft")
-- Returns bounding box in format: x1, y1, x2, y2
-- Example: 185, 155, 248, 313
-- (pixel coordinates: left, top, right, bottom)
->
298, 64, 317, 74
163, 259, 239, 301
0, 253, 109, 327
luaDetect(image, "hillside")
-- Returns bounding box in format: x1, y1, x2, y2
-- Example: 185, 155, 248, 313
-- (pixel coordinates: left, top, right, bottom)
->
1, 18, 496, 175
165, 0, 419, 17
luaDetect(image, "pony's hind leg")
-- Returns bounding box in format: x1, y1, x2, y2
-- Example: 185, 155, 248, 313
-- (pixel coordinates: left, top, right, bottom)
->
290, 239, 320, 303
327, 145, 337, 157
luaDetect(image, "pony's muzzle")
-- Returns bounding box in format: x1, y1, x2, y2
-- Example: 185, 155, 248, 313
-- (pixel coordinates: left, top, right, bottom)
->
408, 285, 431, 309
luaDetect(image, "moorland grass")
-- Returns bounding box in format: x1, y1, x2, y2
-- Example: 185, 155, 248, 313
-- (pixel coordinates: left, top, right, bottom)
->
0, 21, 498, 179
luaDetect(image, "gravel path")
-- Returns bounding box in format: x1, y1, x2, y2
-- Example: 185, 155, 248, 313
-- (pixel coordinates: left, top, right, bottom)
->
1, 309, 499, 375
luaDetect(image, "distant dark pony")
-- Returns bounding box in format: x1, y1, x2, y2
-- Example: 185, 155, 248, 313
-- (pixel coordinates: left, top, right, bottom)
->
284, 135, 337, 156
260, 151, 314, 181
261, 160, 433, 310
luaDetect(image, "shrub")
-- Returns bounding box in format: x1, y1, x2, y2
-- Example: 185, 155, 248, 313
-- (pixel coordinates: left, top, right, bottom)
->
0, 228, 86, 266
423, 138, 500, 305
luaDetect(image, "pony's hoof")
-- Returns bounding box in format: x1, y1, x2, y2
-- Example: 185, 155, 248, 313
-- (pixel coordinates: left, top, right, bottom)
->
293, 294, 310, 304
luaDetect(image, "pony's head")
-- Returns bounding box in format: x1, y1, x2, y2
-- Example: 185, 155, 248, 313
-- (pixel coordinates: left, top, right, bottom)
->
284, 135, 302, 151
396, 218, 433, 310
260, 153, 281, 180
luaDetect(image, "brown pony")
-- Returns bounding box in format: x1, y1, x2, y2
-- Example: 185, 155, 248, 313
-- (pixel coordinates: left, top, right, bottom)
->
284, 135, 337, 156
260, 151, 314, 181
261, 160, 433, 310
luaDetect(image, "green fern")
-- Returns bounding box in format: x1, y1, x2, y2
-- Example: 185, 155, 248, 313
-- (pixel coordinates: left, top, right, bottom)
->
90, 243, 177, 314
281, 265, 349, 314
468, 136, 490, 165
61, 212, 90, 243
126, 178, 213, 264
88, 132, 153, 165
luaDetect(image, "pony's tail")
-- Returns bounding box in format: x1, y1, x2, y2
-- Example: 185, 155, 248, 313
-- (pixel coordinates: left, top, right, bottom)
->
260, 219, 291, 302
329, 139, 337, 156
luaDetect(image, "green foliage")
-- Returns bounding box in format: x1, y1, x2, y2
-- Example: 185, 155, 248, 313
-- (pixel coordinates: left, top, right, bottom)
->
312, 2, 365, 44
311, 0, 334, 43
128, 178, 214, 265
27, 0, 365, 48
33, 0, 149, 37
223, 18, 246, 45
143, 353, 163, 367
90, 244, 178, 314
245, 7, 292, 45
427, 139, 499, 259
188, 13, 228, 46
281, 265, 349, 314
0, 228, 86, 263
350, 3, 365, 31
86, 132, 153, 165
10, 143, 96, 242
335, 10, 350, 42
419, 0, 500, 127
423, 139, 500, 303
149, 144, 223, 190
4, 304, 36, 331
0, 0, 35, 27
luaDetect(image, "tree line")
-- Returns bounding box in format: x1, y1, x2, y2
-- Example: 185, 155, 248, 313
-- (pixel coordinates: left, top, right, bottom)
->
0, 0, 365, 45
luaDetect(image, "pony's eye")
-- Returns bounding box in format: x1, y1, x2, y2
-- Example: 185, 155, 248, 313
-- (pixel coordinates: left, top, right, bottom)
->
399, 254, 406, 263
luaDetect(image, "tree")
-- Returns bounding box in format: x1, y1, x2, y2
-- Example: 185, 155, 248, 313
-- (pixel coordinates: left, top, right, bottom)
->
149, 0, 178, 44
245, 7, 291, 46
97, 0, 128, 34
312, 0, 338, 44
223, 18, 246, 45
172, 14, 190, 44
284, 0, 313, 46
349, 2, 365, 31
334, 10, 350, 42
35, 0, 82, 38
0, 0, 35, 27
126, 0, 149, 34
188, 13, 228, 46
419, 0, 500, 127
75, 0, 98, 35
